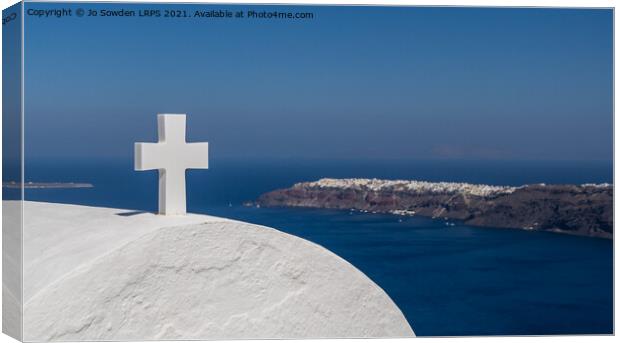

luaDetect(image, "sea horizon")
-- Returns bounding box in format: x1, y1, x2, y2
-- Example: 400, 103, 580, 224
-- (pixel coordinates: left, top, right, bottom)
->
13, 157, 614, 336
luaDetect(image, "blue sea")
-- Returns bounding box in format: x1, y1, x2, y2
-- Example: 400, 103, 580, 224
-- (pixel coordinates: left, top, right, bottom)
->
21, 158, 613, 336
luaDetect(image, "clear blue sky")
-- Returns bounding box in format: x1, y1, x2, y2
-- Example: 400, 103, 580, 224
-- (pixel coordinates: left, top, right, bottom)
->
22, 3, 613, 161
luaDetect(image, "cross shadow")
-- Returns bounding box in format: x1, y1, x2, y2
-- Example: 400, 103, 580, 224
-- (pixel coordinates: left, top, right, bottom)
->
116, 211, 147, 217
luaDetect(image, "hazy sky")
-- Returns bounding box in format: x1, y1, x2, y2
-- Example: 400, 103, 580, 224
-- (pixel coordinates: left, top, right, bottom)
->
3, 2, 22, 181
23, 3, 613, 161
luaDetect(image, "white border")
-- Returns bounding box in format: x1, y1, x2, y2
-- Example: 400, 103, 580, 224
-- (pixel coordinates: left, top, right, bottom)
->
0, 1, 616, 343
11, 0, 618, 7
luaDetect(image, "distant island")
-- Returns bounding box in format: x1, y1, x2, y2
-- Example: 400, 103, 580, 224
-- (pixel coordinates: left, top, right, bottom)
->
2, 181, 94, 189
251, 178, 613, 239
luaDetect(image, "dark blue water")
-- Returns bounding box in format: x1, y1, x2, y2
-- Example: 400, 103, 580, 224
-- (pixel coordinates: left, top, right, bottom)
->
22, 158, 613, 336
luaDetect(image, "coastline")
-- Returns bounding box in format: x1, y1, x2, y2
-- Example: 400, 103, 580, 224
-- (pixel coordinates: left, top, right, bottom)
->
2, 181, 94, 189
251, 178, 613, 239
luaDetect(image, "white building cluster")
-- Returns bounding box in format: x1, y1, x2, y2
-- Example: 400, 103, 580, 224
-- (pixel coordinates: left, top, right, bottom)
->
300, 178, 518, 197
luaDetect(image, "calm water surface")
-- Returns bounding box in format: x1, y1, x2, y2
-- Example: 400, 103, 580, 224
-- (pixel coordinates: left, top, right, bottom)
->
21, 159, 613, 336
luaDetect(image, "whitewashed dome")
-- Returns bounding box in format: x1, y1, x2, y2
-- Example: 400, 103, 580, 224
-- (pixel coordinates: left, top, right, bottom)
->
17, 201, 414, 340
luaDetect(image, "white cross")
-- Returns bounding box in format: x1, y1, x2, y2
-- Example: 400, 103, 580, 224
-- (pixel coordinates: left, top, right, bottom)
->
134, 114, 209, 215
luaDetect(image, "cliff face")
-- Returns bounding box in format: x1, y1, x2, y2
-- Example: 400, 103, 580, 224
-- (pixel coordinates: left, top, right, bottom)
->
254, 179, 613, 239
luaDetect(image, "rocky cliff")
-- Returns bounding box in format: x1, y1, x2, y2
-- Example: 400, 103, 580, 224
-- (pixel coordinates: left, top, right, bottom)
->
253, 178, 613, 239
